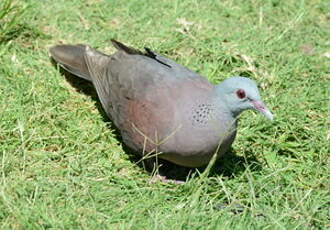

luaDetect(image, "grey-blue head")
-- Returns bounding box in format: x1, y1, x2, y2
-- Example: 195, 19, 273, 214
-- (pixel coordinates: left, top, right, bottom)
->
216, 76, 273, 120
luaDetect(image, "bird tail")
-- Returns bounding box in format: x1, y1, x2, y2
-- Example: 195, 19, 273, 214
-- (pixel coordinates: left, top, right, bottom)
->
50, 44, 114, 116
50, 44, 93, 81
49, 40, 138, 81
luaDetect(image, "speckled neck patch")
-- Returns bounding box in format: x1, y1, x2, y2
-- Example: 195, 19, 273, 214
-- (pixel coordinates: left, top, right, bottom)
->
191, 103, 215, 126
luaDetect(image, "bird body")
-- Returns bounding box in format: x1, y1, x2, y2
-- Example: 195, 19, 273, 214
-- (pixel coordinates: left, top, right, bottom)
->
50, 40, 272, 167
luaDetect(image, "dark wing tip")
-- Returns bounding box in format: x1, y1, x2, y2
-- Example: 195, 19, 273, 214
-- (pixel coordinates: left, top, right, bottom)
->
144, 47, 156, 58
111, 40, 171, 68
110, 39, 124, 50
111, 39, 143, 55
144, 47, 171, 68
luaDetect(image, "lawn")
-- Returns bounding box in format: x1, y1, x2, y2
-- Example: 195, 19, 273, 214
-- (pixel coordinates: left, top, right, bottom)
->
0, 0, 329, 229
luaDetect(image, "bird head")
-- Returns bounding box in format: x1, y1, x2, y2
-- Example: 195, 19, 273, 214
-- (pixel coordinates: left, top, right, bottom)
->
217, 76, 273, 120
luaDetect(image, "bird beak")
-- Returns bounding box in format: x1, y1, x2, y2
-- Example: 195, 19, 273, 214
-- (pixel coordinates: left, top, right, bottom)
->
252, 100, 273, 120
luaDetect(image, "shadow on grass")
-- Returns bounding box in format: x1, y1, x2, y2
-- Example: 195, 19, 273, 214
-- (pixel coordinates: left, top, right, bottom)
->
127, 149, 263, 182
51, 58, 263, 181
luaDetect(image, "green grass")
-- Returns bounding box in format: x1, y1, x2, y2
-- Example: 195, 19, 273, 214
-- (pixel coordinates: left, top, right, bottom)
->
1, 0, 329, 229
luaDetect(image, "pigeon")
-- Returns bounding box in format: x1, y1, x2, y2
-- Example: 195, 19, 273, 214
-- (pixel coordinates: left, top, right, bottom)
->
50, 40, 273, 168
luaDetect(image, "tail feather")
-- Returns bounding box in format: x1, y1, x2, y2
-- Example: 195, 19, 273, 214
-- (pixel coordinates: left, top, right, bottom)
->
50, 44, 114, 117
49, 44, 91, 81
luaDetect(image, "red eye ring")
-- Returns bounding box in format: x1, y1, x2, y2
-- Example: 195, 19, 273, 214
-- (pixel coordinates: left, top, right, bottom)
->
236, 89, 246, 99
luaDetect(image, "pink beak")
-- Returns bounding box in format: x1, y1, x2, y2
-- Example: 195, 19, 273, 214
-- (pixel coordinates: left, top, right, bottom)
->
252, 100, 273, 120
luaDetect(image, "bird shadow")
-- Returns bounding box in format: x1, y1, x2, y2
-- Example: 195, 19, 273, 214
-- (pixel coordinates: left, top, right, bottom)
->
51, 59, 263, 182
126, 149, 263, 182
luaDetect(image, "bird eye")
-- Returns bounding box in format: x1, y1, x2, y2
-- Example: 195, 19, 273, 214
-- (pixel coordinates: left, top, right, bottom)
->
236, 89, 246, 99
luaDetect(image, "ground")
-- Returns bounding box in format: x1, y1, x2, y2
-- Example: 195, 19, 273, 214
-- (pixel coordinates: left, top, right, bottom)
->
0, 0, 329, 229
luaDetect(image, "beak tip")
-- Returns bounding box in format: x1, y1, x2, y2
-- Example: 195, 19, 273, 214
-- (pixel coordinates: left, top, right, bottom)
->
268, 114, 274, 121
263, 109, 273, 121
252, 100, 273, 121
